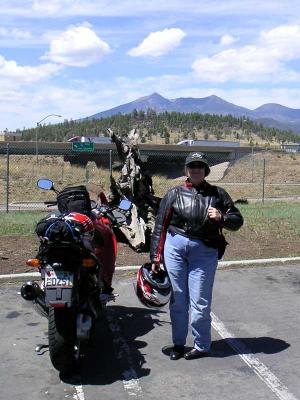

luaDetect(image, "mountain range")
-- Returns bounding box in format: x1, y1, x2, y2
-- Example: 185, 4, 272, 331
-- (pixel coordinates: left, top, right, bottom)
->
86, 92, 300, 135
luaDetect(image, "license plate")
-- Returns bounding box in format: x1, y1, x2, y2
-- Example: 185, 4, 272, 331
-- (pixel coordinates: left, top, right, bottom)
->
45, 270, 74, 288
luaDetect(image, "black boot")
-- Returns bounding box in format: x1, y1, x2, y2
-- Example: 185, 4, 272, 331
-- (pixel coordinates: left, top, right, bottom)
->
170, 345, 185, 360
184, 348, 208, 360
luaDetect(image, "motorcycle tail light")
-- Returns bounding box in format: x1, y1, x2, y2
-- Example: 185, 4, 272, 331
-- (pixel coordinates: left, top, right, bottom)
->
82, 258, 96, 268
94, 247, 102, 256
100, 217, 110, 225
26, 258, 41, 268
51, 303, 66, 308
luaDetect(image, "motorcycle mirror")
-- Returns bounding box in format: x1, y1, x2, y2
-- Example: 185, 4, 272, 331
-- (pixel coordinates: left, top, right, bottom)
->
119, 199, 132, 211
37, 179, 54, 191
90, 200, 97, 209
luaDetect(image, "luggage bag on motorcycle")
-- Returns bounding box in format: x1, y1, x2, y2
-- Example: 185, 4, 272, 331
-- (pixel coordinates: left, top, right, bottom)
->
57, 185, 92, 216
36, 216, 79, 245
36, 216, 83, 266
35, 217, 78, 308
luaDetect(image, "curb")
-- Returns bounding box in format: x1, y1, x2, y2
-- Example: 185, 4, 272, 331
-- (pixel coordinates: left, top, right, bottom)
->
1, 257, 300, 281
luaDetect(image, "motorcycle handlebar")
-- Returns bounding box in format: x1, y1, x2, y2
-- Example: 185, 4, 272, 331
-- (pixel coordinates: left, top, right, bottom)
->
44, 201, 57, 206
94, 204, 129, 226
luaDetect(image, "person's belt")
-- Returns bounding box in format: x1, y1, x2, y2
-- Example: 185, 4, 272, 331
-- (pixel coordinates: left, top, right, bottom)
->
168, 225, 219, 248
168, 224, 203, 240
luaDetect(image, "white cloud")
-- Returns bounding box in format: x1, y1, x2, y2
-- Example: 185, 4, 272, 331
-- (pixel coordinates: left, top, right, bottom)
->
192, 24, 300, 83
31, 0, 63, 15
219, 34, 237, 46
1, 0, 299, 18
260, 24, 300, 60
0, 55, 63, 130
42, 25, 111, 67
0, 81, 120, 130
0, 26, 32, 39
127, 28, 186, 57
192, 47, 280, 82
0, 55, 61, 84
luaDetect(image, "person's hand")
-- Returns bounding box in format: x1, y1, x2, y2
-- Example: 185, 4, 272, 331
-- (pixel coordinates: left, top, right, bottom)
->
151, 262, 160, 274
207, 206, 222, 222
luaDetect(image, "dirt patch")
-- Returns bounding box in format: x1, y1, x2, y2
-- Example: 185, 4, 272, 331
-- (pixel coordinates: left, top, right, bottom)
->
0, 232, 299, 276
0, 235, 149, 275
0, 236, 39, 274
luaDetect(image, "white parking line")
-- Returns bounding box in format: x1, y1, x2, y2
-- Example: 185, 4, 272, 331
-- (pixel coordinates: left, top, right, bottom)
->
73, 385, 85, 400
2, 257, 300, 280
211, 313, 298, 400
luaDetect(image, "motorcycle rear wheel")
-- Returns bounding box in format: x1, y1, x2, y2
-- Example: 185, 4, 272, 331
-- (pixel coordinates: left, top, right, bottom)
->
48, 307, 76, 376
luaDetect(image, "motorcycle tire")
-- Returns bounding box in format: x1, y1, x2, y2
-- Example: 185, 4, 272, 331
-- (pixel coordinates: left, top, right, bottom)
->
32, 291, 49, 318
48, 307, 76, 376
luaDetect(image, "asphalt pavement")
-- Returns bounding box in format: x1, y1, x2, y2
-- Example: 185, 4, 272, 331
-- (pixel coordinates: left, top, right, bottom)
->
0, 263, 299, 400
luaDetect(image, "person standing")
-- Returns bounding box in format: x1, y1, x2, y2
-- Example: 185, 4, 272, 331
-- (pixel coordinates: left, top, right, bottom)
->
150, 152, 243, 360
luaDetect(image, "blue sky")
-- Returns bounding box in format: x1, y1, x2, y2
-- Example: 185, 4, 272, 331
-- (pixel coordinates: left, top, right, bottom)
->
1, 0, 300, 131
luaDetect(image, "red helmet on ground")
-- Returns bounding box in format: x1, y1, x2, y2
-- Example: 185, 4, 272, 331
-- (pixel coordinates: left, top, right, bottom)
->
135, 263, 171, 308
64, 212, 94, 238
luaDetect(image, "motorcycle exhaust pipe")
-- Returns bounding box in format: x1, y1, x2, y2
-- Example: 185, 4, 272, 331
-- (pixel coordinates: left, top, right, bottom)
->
20, 281, 42, 301
21, 281, 49, 317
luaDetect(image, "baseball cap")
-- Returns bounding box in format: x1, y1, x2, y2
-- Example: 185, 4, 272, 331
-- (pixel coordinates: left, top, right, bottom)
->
184, 152, 210, 176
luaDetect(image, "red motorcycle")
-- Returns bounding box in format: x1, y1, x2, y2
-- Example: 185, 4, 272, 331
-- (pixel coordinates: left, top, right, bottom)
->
20, 179, 131, 378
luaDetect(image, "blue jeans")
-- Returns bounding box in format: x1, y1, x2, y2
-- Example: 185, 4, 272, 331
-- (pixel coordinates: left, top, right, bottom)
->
164, 231, 218, 352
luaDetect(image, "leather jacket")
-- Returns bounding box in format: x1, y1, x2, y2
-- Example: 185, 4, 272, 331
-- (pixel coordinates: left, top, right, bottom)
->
150, 180, 243, 262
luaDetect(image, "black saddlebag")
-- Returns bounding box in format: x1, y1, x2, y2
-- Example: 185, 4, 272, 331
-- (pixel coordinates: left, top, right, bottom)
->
36, 216, 82, 264
57, 186, 92, 216
36, 216, 79, 245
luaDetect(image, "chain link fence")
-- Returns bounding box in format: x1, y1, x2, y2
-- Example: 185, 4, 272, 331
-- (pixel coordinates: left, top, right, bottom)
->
0, 142, 300, 211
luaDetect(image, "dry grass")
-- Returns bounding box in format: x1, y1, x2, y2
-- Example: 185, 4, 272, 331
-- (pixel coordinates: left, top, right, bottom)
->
153, 151, 300, 199
0, 155, 114, 203
216, 151, 300, 200
221, 151, 300, 184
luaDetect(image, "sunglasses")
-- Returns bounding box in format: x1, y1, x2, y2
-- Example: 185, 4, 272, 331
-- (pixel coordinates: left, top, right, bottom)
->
187, 163, 205, 169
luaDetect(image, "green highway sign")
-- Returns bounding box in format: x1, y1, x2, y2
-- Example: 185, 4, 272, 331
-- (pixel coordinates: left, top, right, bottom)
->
72, 142, 94, 152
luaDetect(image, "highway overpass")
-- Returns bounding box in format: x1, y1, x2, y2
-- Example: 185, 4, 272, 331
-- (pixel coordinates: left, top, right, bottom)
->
0, 141, 256, 176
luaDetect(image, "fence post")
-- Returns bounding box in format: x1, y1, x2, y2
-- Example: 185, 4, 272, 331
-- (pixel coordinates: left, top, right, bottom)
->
251, 145, 254, 183
109, 150, 112, 178
6, 143, 10, 213
85, 163, 89, 182
262, 158, 266, 204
